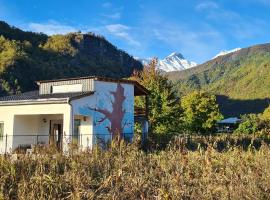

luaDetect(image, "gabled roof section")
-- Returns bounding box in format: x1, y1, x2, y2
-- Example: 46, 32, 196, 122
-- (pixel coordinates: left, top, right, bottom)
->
36, 76, 149, 96
0, 90, 94, 105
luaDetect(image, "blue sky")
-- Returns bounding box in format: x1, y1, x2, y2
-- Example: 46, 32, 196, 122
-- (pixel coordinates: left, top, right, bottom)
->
0, 0, 270, 63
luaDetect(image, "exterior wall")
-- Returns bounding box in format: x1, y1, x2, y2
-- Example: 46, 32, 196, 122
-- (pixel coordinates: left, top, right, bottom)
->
0, 80, 136, 153
72, 95, 95, 149
94, 81, 134, 137
0, 110, 14, 154
74, 115, 92, 150
13, 115, 40, 148
12, 114, 63, 150
0, 103, 71, 153
39, 78, 94, 95
71, 80, 135, 148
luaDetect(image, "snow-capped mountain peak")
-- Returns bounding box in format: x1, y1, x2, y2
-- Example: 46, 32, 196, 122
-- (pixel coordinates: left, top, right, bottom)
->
136, 52, 197, 72
167, 52, 184, 59
213, 48, 241, 59
159, 52, 197, 72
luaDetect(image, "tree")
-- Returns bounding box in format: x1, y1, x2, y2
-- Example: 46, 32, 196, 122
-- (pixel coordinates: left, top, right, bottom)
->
261, 106, 270, 121
235, 114, 259, 134
131, 58, 182, 135
181, 91, 223, 134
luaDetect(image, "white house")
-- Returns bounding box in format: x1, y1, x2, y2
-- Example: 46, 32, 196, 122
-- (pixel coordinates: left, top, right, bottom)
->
0, 76, 149, 153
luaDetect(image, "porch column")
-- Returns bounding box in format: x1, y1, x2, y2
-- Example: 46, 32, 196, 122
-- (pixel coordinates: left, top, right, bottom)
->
62, 105, 73, 153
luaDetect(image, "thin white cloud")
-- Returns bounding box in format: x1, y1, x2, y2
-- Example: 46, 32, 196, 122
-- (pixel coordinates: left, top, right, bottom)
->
23, 21, 141, 52
101, 2, 112, 8
0, 3, 9, 20
246, 0, 270, 5
195, 1, 219, 11
195, 2, 267, 40
27, 21, 77, 35
134, 11, 226, 62
230, 19, 267, 40
101, 12, 121, 20
152, 24, 224, 63
105, 24, 141, 46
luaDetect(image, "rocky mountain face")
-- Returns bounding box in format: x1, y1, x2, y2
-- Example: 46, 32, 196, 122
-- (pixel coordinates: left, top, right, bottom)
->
136, 52, 197, 72
0, 21, 143, 95
167, 43, 270, 117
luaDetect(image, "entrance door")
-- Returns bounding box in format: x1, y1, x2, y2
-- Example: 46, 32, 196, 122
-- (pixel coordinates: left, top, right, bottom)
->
50, 120, 63, 150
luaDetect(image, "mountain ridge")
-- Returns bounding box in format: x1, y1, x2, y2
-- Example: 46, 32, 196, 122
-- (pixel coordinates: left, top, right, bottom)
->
213, 48, 241, 59
0, 21, 143, 96
167, 43, 270, 117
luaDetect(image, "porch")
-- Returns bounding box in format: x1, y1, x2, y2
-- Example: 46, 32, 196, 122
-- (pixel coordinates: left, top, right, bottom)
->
134, 94, 149, 142
1, 114, 93, 154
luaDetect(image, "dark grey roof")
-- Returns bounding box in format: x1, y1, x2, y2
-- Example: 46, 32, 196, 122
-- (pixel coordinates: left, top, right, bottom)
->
0, 90, 94, 103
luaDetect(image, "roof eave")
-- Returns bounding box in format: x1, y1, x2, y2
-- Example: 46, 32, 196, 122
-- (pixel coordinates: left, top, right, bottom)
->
0, 98, 69, 106
68, 91, 95, 102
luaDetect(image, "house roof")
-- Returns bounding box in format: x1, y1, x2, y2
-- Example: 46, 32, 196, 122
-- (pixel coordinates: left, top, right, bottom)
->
217, 117, 241, 124
0, 90, 94, 105
36, 76, 149, 96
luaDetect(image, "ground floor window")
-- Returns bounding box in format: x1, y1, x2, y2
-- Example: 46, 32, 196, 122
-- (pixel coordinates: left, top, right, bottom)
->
73, 119, 81, 145
0, 123, 4, 141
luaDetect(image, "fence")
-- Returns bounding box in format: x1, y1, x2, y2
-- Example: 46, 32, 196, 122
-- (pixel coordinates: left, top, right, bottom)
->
0, 133, 134, 154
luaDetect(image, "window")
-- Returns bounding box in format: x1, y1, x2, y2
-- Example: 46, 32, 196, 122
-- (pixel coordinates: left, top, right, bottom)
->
73, 119, 81, 145
0, 123, 4, 141
52, 84, 83, 94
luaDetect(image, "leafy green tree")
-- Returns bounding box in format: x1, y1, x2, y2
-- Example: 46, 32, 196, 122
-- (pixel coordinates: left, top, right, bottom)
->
235, 114, 259, 134
261, 106, 270, 121
131, 58, 182, 135
42, 34, 78, 56
181, 91, 223, 134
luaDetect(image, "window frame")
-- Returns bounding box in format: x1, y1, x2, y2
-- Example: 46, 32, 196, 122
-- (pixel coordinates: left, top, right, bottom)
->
73, 119, 81, 145
0, 122, 4, 142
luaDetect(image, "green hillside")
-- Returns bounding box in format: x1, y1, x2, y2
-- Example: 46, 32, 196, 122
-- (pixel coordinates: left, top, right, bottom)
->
168, 43, 270, 117
0, 21, 142, 96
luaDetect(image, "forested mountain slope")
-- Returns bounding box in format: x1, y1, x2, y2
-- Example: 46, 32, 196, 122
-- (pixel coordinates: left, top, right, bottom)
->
168, 43, 270, 116
0, 21, 142, 96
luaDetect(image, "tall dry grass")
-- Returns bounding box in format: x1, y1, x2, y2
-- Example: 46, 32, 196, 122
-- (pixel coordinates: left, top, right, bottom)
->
0, 139, 270, 199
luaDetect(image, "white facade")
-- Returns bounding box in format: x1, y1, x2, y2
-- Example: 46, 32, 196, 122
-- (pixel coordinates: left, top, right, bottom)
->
0, 77, 146, 154
0, 103, 72, 153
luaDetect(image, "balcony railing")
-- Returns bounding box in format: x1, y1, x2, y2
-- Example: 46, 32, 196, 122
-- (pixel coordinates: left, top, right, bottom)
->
134, 107, 147, 117
0, 133, 134, 154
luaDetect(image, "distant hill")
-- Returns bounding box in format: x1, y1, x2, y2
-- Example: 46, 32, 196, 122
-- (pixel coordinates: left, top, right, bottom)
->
168, 43, 270, 117
0, 21, 143, 95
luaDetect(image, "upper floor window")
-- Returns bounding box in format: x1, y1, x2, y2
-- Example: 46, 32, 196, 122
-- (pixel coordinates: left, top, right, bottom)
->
52, 84, 83, 94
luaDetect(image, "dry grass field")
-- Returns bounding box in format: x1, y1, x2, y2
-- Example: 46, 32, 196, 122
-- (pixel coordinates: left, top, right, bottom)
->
1, 136, 270, 200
